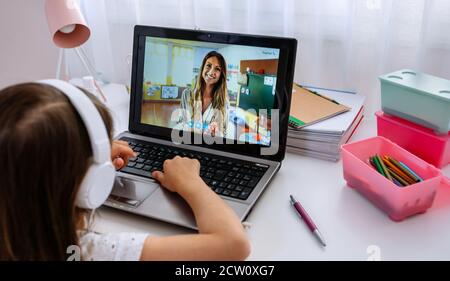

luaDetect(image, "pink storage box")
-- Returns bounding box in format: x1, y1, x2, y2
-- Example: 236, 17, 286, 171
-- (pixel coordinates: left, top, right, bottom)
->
341, 136, 450, 221
376, 111, 450, 169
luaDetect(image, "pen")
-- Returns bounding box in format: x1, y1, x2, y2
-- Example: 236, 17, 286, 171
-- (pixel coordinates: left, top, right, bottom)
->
290, 195, 326, 247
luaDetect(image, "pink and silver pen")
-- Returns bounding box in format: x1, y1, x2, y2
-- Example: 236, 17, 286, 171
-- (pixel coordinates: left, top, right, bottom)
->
290, 195, 326, 247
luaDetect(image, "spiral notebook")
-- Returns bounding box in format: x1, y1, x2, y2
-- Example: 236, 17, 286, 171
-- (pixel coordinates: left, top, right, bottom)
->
289, 83, 351, 129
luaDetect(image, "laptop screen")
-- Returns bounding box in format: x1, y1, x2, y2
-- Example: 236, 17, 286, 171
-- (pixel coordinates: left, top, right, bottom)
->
140, 36, 280, 146
129, 26, 297, 161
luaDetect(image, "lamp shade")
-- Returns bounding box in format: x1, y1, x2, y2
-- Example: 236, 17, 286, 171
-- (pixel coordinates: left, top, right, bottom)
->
44, 0, 90, 48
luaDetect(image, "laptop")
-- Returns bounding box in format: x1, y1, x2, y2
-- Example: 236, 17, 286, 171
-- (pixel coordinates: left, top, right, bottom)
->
105, 25, 297, 230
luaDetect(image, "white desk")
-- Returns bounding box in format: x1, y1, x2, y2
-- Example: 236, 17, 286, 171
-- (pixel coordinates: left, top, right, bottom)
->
94, 84, 450, 261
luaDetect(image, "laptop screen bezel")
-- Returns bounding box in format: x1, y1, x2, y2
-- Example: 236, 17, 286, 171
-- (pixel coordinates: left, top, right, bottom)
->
129, 25, 297, 162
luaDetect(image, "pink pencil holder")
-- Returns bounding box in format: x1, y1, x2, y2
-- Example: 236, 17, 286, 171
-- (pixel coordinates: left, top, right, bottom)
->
341, 136, 450, 222
376, 111, 449, 169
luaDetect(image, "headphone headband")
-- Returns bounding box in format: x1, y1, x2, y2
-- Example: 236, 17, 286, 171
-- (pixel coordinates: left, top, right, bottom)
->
38, 79, 111, 163
38, 79, 115, 209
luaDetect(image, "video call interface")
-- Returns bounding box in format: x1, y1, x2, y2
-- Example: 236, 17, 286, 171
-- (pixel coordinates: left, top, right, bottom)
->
140, 36, 280, 145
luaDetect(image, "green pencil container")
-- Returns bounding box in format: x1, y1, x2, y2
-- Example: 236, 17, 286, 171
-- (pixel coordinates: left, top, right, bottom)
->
379, 69, 450, 134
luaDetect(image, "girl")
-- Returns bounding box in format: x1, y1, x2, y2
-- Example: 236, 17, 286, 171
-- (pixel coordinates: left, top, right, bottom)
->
178, 51, 230, 138
0, 81, 250, 261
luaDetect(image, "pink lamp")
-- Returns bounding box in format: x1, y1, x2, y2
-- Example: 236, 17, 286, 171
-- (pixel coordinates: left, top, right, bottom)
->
44, 0, 106, 101
45, 0, 90, 48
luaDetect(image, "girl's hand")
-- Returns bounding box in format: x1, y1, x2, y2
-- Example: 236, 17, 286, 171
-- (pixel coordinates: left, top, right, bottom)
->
152, 156, 203, 195
111, 140, 136, 170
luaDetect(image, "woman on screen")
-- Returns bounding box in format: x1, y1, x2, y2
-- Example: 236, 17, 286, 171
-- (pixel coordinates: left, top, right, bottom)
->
178, 51, 229, 138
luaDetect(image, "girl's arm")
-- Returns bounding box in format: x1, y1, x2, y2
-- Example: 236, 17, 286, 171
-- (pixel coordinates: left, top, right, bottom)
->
139, 157, 251, 261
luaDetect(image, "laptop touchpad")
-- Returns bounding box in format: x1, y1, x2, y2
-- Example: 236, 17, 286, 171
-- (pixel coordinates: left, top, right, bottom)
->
108, 176, 158, 207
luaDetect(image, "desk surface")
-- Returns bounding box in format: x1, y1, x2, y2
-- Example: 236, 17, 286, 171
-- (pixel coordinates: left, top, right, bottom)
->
94, 84, 450, 261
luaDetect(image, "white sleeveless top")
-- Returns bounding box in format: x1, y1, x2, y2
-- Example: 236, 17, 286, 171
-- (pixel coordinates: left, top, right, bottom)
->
79, 231, 148, 261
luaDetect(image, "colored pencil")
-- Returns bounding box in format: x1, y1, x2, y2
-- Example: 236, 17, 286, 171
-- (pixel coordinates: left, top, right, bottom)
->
386, 156, 420, 183
376, 154, 392, 181
382, 157, 416, 185
386, 167, 409, 187
399, 161, 424, 182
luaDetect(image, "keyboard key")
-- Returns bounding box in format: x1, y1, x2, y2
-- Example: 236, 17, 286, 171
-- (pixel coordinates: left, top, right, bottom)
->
255, 171, 264, 177
135, 163, 144, 169
213, 170, 227, 180
127, 161, 136, 167
235, 185, 245, 192
143, 165, 152, 171
231, 191, 240, 198
136, 158, 145, 163
226, 184, 236, 190
219, 182, 228, 188
239, 168, 249, 173
222, 189, 231, 196
214, 187, 224, 194
247, 177, 259, 188
238, 188, 253, 200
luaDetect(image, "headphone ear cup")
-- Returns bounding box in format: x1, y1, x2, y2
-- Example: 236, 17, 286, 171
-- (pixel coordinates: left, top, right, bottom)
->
76, 162, 115, 209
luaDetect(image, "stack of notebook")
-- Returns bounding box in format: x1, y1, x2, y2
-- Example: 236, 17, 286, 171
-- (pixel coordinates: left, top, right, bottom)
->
287, 85, 365, 162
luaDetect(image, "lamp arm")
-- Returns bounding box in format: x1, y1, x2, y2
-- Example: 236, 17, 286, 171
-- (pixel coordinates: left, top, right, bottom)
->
74, 47, 107, 102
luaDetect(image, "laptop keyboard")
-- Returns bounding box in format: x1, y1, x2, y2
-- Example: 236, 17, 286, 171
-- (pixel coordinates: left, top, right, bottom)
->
118, 137, 269, 200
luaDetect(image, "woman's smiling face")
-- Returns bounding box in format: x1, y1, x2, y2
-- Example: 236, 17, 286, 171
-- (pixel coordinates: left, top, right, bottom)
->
202, 56, 222, 86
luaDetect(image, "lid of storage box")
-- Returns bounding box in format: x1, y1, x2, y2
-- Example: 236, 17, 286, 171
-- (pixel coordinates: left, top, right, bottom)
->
379, 69, 450, 102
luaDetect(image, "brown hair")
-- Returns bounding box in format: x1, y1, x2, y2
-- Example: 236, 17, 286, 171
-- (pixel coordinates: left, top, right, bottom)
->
0, 83, 113, 260
189, 51, 228, 122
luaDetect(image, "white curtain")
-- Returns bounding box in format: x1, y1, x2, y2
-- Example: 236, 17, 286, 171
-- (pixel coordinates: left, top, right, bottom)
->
75, 0, 450, 116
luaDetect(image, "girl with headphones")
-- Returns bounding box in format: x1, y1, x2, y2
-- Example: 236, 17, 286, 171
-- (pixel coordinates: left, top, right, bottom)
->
0, 80, 249, 261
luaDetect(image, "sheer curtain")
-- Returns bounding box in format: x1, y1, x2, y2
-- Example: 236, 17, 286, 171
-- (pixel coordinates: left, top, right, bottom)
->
75, 0, 450, 116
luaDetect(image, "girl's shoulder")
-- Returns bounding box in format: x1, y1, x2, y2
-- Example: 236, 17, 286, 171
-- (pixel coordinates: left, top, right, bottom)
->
79, 231, 148, 261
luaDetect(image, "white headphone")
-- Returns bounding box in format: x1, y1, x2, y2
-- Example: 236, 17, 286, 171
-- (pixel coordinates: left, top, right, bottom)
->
39, 79, 115, 209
